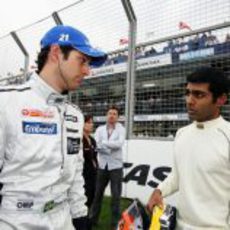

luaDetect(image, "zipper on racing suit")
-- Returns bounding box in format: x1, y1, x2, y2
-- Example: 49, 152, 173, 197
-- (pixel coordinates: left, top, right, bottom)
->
57, 106, 66, 170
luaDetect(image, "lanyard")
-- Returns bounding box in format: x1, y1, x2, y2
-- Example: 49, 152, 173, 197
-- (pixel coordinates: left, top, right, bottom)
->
107, 126, 114, 139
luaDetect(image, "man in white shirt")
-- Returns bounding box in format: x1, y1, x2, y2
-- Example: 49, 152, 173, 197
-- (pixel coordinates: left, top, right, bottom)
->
147, 67, 230, 230
89, 106, 125, 230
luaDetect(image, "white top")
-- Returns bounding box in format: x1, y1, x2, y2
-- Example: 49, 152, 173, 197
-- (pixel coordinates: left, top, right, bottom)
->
158, 116, 230, 229
0, 73, 87, 218
95, 122, 125, 170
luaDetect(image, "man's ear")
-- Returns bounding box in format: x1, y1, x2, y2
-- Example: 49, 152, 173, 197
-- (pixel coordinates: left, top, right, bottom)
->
216, 94, 227, 107
49, 45, 61, 62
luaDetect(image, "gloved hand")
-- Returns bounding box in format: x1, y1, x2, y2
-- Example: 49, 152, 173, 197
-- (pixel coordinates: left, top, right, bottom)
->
72, 216, 88, 230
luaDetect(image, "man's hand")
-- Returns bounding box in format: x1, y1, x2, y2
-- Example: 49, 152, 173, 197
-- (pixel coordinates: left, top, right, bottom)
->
147, 188, 163, 213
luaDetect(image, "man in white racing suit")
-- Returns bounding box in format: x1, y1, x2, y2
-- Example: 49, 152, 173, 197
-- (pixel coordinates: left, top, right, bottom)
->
147, 67, 230, 229
0, 25, 107, 230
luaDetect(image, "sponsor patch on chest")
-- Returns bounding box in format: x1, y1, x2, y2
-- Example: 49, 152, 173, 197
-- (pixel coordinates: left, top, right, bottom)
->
22, 121, 57, 135
22, 108, 54, 118
64, 114, 78, 122
67, 137, 80, 154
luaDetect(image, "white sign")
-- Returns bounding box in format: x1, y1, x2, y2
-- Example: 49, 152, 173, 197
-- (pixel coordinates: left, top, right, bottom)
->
134, 113, 188, 121
94, 113, 188, 122
135, 54, 172, 71
179, 47, 214, 61
105, 139, 177, 205
87, 54, 172, 78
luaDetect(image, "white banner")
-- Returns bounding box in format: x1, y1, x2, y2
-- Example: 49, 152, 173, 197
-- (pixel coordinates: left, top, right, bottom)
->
94, 113, 188, 122
179, 47, 214, 61
105, 139, 177, 205
134, 113, 188, 121
87, 53, 172, 79
135, 53, 172, 71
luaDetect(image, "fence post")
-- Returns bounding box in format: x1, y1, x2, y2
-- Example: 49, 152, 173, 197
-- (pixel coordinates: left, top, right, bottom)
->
10, 31, 29, 81
52, 12, 63, 25
121, 0, 137, 139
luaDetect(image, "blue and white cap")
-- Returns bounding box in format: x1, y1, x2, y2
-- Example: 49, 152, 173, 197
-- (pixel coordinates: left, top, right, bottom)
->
40, 25, 107, 67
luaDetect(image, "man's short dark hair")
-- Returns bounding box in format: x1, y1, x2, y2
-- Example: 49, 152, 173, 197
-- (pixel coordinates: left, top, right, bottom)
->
186, 66, 229, 101
36, 46, 74, 74
107, 105, 120, 116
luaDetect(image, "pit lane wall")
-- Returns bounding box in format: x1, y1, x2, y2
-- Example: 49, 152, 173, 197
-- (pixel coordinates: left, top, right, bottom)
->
105, 139, 177, 205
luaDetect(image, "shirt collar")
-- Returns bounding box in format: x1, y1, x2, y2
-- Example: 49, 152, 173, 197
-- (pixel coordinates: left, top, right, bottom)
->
30, 72, 68, 105
194, 116, 223, 129
106, 122, 117, 130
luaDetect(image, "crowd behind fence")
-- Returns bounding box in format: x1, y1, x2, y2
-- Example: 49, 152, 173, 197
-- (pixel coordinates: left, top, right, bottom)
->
74, 25, 230, 138
0, 0, 230, 139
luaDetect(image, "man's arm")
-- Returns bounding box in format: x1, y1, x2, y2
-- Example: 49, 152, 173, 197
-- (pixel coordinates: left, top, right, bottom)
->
102, 126, 125, 150
147, 143, 179, 212
68, 149, 88, 229
147, 188, 163, 211
147, 169, 179, 212
95, 127, 111, 154
67, 112, 88, 230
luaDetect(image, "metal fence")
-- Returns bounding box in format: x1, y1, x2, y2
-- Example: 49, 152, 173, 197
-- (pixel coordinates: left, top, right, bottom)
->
0, 0, 129, 82
0, 0, 230, 139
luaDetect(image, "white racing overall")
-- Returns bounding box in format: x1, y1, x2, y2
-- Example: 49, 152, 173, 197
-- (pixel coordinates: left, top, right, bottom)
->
0, 73, 87, 230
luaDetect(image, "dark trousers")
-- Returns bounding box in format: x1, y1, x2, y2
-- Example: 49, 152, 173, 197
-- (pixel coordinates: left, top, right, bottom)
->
84, 174, 97, 209
89, 167, 123, 228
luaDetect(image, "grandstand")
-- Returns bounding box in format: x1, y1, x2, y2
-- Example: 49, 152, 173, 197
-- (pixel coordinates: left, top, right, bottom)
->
71, 27, 230, 138
0, 4, 230, 139
0, 0, 230, 140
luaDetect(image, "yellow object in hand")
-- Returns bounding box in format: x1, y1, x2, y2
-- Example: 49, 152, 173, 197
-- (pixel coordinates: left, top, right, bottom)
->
149, 205, 164, 230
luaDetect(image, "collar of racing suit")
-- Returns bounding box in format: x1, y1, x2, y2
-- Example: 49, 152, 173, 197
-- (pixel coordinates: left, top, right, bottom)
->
194, 116, 223, 129
30, 72, 68, 106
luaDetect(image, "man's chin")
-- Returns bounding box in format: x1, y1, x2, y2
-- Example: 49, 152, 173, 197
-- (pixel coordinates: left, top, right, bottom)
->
69, 83, 81, 91
188, 113, 196, 121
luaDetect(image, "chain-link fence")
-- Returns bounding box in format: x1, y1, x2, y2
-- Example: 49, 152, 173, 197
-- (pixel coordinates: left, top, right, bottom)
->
129, 0, 230, 138
0, 0, 230, 139
75, 0, 230, 139
0, 0, 129, 83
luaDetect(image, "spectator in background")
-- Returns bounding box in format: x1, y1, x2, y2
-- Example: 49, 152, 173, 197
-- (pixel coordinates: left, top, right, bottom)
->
146, 46, 157, 57
82, 115, 98, 210
113, 51, 127, 64
199, 32, 208, 48
166, 39, 174, 53
135, 46, 145, 59
147, 66, 230, 229
191, 34, 199, 50
206, 31, 218, 46
135, 47, 143, 59
225, 33, 230, 43
179, 37, 188, 52
174, 38, 181, 53
89, 106, 125, 230
81, 115, 98, 230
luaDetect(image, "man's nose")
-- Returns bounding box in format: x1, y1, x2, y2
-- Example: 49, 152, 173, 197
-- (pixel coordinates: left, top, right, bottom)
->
83, 65, 91, 76
186, 94, 195, 105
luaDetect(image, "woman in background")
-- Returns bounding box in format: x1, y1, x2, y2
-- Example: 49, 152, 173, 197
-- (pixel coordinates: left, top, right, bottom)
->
83, 115, 98, 210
